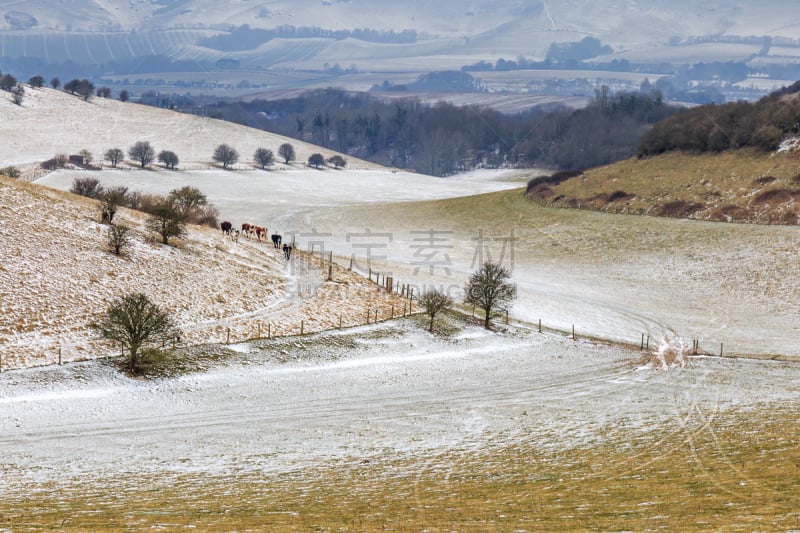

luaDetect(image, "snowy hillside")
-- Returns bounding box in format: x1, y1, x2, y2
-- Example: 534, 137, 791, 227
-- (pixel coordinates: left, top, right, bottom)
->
0, 175, 411, 371
0, 86, 379, 172
0, 0, 796, 72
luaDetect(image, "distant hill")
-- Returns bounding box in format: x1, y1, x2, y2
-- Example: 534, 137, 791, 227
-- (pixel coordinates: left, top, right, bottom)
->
0, 0, 797, 78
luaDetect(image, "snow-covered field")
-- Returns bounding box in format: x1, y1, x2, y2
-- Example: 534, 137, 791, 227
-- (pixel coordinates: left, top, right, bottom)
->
3, 88, 800, 526
2, 321, 798, 491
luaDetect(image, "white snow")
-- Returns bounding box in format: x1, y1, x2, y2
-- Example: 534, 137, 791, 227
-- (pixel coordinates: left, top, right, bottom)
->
2, 87, 800, 501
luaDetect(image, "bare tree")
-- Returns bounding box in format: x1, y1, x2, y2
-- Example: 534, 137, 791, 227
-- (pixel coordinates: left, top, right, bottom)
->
105, 148, 124, 168
77, 79, 94, 101
70, 177, 104, 198
128, 141, 155, 168
0, 74, 16, 91
464, 262, 517, 329
96, 87, 112, 98
119, 90, 130, 102
50, 76, 60, 90
421, 289, 453, 333
327, 154, 347, 168
308, 153, 325, 169
145, 198, 186, 245
107, 223, 132, 256
158, 150, 179, 170
79, 149, 93, 168
213, 144, 239, 169
100, 186, 129, 224
278, 142, 296, 164
92, 292, 179, 373
11, 85, 23, 105
253, 147, 274, 169
168, 186, 207, 221
28, 75, 44, 88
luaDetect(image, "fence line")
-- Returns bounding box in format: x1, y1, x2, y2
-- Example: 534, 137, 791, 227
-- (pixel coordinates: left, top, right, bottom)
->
1, 237, 748, 372
0, 239, 420, 372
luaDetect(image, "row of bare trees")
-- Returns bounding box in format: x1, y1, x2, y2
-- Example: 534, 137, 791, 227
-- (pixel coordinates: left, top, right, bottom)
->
94, 260, 516, 375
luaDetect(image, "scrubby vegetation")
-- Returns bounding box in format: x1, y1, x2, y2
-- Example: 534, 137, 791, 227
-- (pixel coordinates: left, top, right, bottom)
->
638, 81, 800, 156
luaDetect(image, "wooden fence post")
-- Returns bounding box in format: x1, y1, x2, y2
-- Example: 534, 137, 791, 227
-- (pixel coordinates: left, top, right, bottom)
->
641, 333, 645, 350
505, 310, 509, 325
226, 327, 230, 345
300, 320, 304, 335
720, 343, 723, 357
339, 314, 342, 329
374, 309, 378, 322
538, 318, 542, 333
58, 346, 62, 365
366, 307, 370, 324
391, 305, 394, 318
572, 325, 575, 340
258, 322, 261, 338
646, 335, 650, 350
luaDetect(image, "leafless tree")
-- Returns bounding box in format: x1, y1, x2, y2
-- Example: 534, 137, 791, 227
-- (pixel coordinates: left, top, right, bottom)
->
213, 144, 239, 169
421, 289, 453, 333
93, 292, 179, 373
105, 148, 124, 168
107, 223, 132, 256
464, 262, 517, 329
128, 141, 155, 168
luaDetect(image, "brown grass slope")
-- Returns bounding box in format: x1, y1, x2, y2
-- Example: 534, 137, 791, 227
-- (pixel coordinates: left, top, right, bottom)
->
0, 176, 407, 370
526, 149, 800, 224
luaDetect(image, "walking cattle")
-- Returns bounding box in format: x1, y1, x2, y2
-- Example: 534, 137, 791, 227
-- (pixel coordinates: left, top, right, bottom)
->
254, 225, 267, 241
271, 233, 282, 248
282, 243, 293, 259
221, 221, 232, 235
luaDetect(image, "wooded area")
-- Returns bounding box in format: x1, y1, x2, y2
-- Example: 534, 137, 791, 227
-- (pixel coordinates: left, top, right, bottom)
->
638, 81, 800, 156
207, 88, 677, 175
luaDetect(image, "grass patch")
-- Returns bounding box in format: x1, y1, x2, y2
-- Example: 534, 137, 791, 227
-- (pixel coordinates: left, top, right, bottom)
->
532, 149, 800, 224
3, 407, 799, 531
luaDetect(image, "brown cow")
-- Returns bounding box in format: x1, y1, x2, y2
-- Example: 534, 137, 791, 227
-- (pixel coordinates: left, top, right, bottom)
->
254, 225, 267, 241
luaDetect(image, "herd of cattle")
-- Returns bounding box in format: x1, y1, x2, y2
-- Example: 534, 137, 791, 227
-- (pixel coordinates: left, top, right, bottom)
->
220, 221, 292, 258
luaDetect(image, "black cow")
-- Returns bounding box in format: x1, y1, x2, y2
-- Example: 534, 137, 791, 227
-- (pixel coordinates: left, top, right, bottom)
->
271, 233, 282, 248
221, 221, 232, 235
282, 243, 293, 259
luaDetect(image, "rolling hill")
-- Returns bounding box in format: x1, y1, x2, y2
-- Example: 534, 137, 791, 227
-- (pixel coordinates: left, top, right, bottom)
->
526, 148, 800, 224
0, 0, 797, 78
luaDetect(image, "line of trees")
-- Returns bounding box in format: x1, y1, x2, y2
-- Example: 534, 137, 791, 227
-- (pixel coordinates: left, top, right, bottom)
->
204, 87, 677, 176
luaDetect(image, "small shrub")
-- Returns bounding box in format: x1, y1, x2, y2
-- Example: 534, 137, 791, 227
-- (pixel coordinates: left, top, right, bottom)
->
753, 176, 777, 185
0, 166, 20, 178
607, 190, 634, 202
658, 200, 704, 217
752, 188, 793, 205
